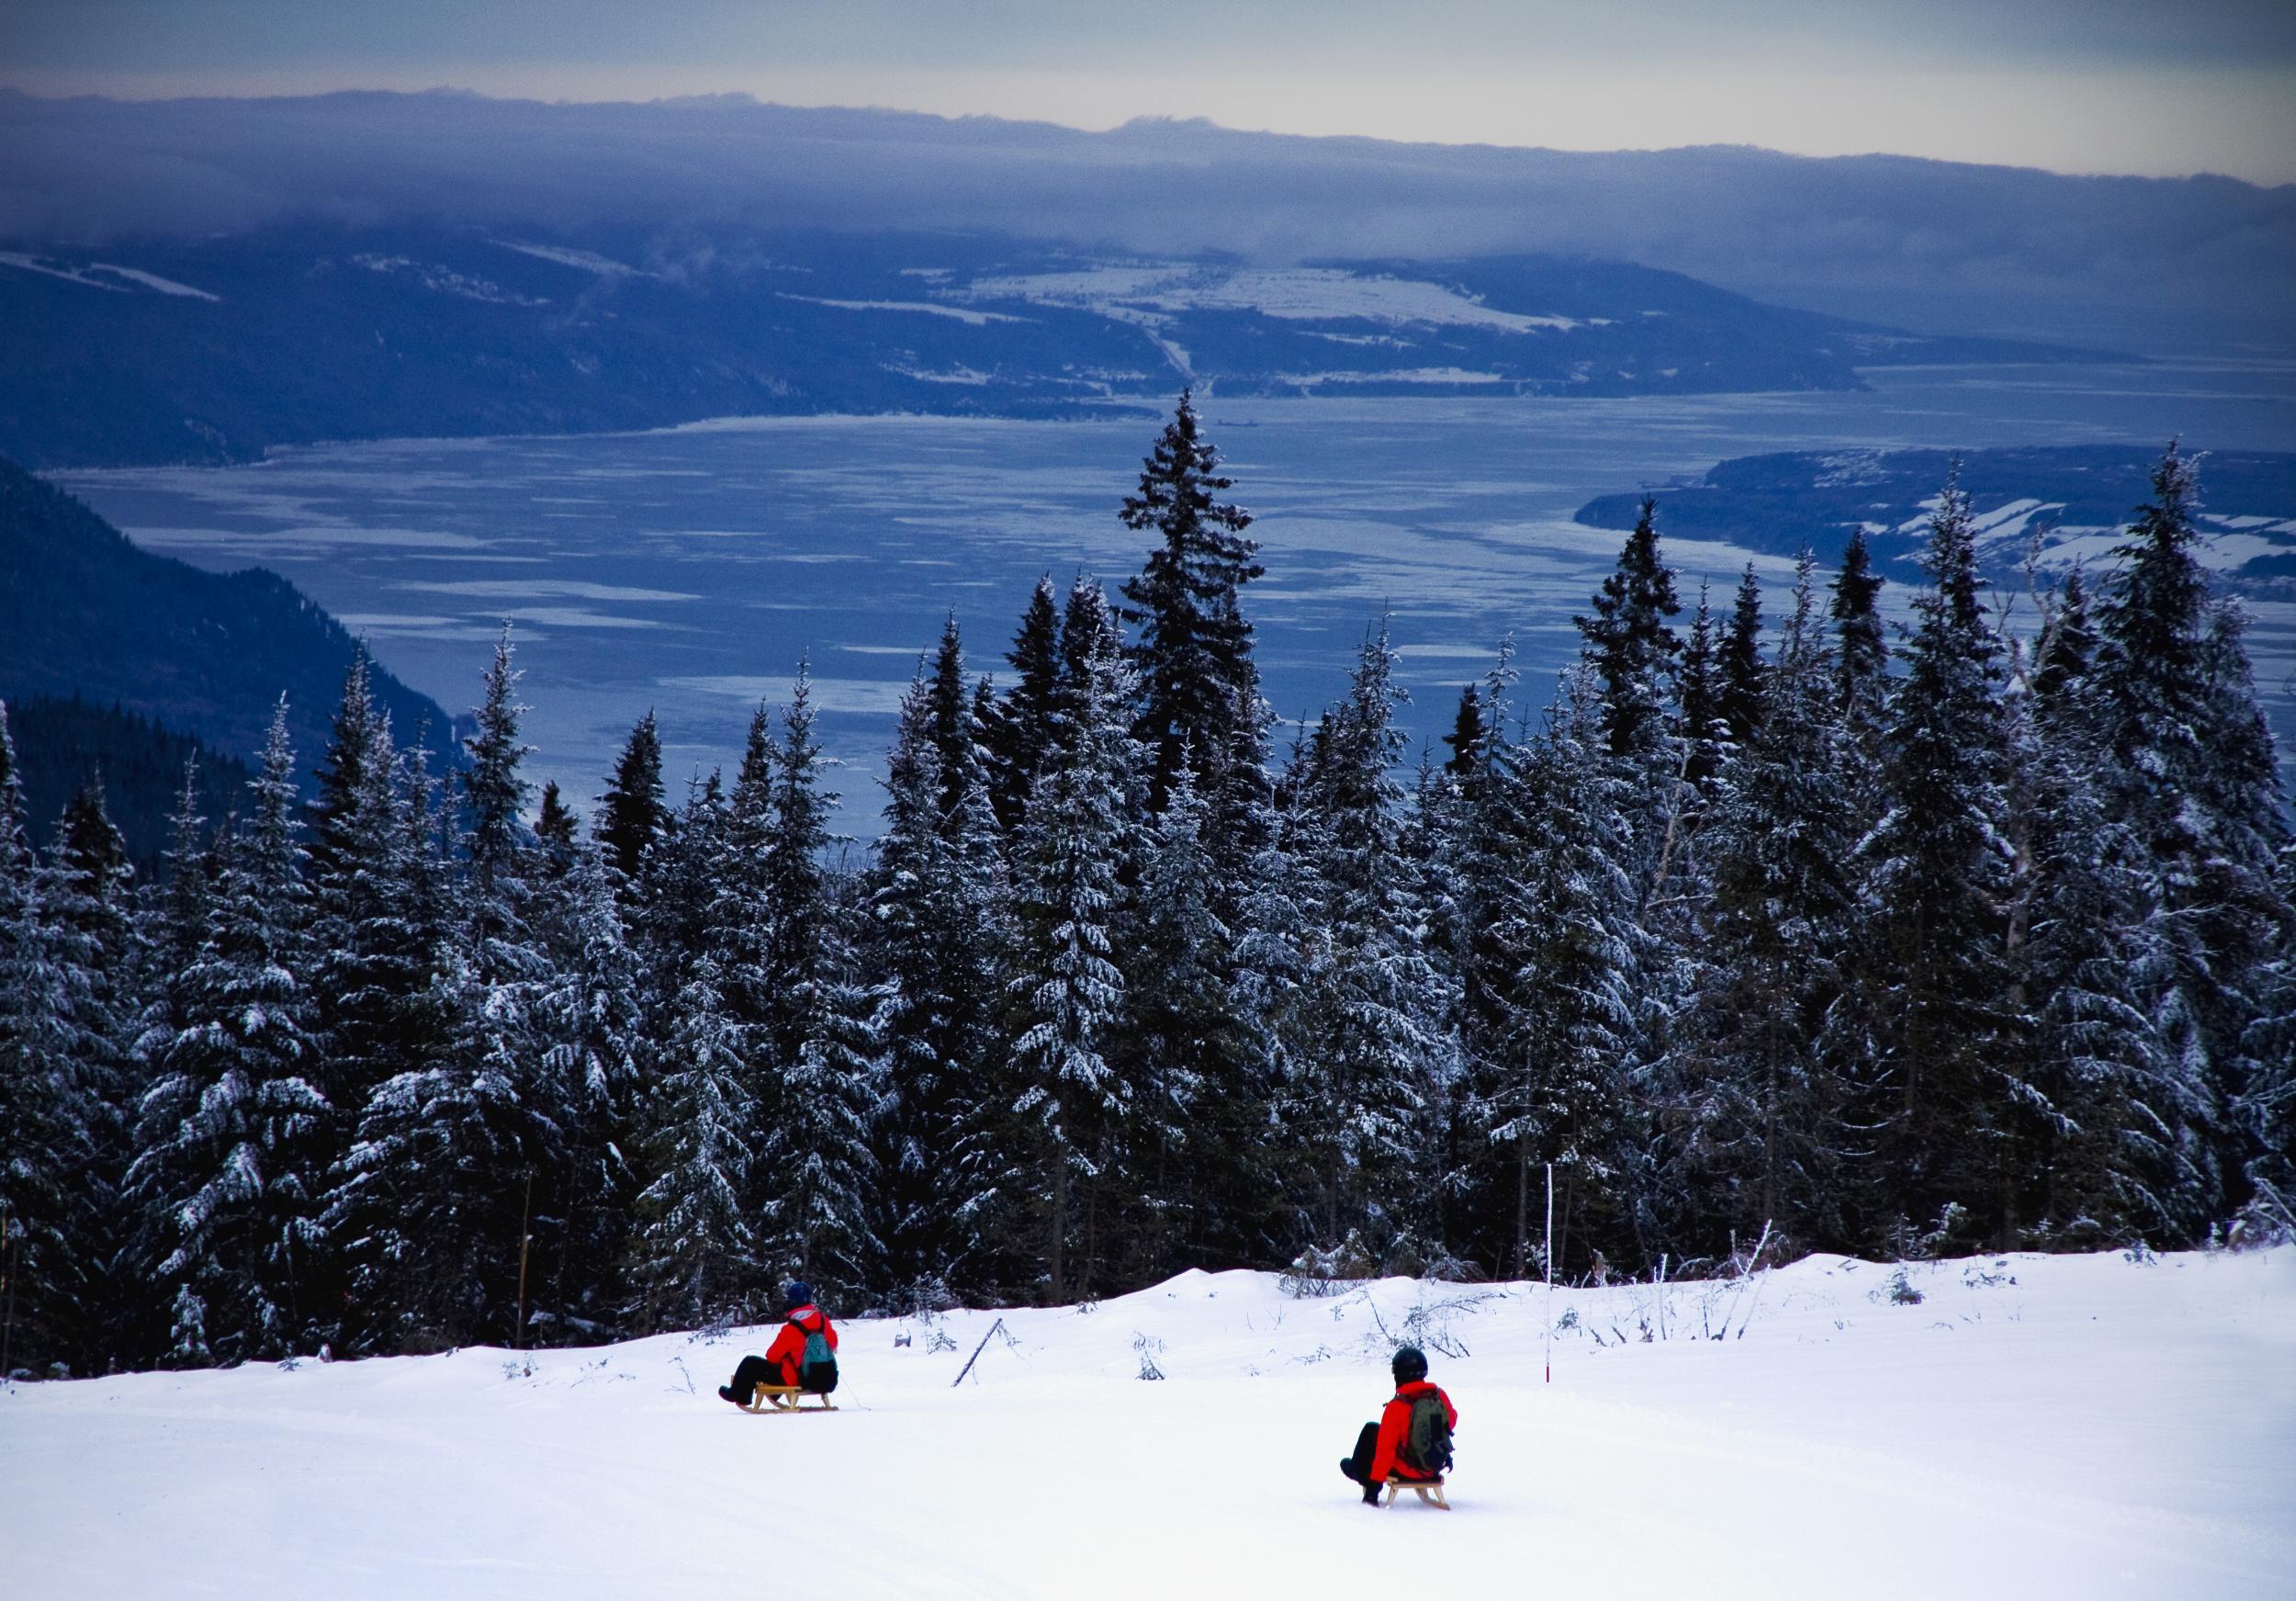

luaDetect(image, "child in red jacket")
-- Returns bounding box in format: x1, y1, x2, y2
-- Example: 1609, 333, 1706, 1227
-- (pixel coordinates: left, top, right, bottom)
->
718, 1282, 840, 1405
1338, 1346, 1458, 1505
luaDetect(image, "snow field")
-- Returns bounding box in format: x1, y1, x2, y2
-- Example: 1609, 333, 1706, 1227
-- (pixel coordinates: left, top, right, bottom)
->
4, 1246, 2290, 1600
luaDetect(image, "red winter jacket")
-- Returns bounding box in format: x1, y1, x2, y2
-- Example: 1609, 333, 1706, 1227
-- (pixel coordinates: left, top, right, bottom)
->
765, 1304, 839, 1386
1369, 1380, 1458, 1483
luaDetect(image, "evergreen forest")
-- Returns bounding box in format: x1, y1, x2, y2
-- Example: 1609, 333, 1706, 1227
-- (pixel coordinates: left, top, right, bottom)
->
3, 398, 2290, 1376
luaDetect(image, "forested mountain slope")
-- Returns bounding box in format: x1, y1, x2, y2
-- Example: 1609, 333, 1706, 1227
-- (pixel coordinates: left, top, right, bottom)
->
0, 227, 2114, 467
0, 455, 455, 769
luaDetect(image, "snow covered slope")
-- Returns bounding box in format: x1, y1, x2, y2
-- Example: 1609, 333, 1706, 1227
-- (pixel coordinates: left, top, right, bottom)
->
5, 1247, 2290, 1600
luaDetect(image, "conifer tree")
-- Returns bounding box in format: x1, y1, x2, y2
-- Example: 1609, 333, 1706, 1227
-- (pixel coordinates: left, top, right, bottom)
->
332, 637, 560, 1349
1462, 669, 1637, 1278
2090, 445, 2293, 1232
1846, 474, 2022, 1247
534, 781, 580, 874
865, 678, 1008, 1294
307, 645, 384, 890
1118, 760, 1259, 1273
129, 702, 325, 1363
632, 953, 758, 1330
925, 615, 987, 825
43, 774, 142, 1372
752, 665, 884, 1295
1005, 582, 1139, 1301
1830, 527, 1889, 736
1118, 392, 1270, 843
1675, 582, 1729, 800
2004, 631, 2181, 1246
1670, 556, 1863, 1254
989, 577, 1064, 830
0, 701, 95, 1373
531, 838, 645, 1338
1575, 498, 1682, 762
1279, 623, 1458, 1257
1441, 685, 1486, 778
1719, 563, 1767, 747
597, 710, 670, 887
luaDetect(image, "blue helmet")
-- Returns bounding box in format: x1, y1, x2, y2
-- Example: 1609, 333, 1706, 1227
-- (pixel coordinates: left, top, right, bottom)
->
784, 1280, 814, 1311
1391, 1345, 1428, 1384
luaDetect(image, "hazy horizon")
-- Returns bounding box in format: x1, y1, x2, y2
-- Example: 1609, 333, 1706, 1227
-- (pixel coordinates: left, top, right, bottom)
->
5, 0, 2294, 185
3, 83, 2290, 193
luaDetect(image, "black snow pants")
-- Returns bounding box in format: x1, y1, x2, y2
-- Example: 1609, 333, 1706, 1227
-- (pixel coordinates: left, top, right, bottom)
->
1342, 1422, 1380, 1488
728, 1353, 788, 1395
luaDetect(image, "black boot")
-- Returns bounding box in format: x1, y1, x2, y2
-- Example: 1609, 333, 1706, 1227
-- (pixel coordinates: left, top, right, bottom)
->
718, 1384, 743, 1407
1361, 1480, 1383, 1505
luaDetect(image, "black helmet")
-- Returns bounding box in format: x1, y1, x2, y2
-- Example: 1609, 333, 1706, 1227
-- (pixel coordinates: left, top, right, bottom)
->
1390, 1345, 1428, 1384
784, 1280, 813, 1310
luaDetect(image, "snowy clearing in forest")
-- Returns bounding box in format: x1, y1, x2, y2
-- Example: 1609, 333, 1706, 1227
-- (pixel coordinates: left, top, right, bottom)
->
5, 1247, 2290, 1600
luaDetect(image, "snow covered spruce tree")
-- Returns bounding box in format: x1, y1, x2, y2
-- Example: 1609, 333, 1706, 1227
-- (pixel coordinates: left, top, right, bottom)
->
44, 772, 150, 1374
1575, 505, 1707, 1216
1997, 578, 2184, 1247
749, 664, 884, 1298
1835, 474, 2025, 1251
1831, 526, 1890, 744
301, 648, 427, 1337
127, 701, 326, 1365
1663, 555, 1863, 1256
332, 632, 565, 1350
1002, 581, 1141, 1302
1575, 497, 1683, 769
1115, 757, 1260, 1275
529, 830, 646, 1341
1274, 622, 1459, 1262
1673, 582, 1733, 806
2088, 445, 2294, 1235
865, 663, 1010, 1298
596, 708, 670, 892
321, 724, 463, 1353
987, 575, 1063, 832
0, 701, 101, 1375
1119, 392, 1272, 868
1718, 562, 1767, 750
1451, 666, 1638, 1278
631, 951, 759, 1330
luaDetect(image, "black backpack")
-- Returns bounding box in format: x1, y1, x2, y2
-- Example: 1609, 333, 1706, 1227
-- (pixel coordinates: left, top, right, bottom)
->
1399, 1392, 1453, 1476
793, 1315, 839, 1394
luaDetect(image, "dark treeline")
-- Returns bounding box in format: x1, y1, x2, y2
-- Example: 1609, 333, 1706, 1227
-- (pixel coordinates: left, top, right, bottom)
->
2, 398, 2290, 1377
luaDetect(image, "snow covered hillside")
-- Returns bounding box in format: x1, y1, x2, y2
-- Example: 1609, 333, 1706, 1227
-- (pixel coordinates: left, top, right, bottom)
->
6, 1247, 2290, 1601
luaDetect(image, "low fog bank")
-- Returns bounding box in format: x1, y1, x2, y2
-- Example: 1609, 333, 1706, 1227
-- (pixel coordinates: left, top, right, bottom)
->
4, 90, 2290, 350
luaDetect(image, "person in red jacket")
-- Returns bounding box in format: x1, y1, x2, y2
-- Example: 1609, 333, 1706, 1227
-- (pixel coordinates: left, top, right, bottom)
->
717, 1283, 840, 1405
1338, 1346, 1458, 1504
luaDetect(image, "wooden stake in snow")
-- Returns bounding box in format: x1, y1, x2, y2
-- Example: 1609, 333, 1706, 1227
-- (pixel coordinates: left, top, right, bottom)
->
1543, 1162, 1555, 1384
952, 1317, 1007, 1388
514, 1170, 534, 1351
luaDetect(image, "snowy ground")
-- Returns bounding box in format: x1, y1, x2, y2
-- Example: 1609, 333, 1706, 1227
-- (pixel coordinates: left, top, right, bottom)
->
5, 1246, 2291, 1600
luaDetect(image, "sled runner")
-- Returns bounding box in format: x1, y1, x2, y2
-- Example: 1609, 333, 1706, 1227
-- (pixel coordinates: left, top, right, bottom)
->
1381, 1476, 1449, 1509
747, 1382, 837, 1413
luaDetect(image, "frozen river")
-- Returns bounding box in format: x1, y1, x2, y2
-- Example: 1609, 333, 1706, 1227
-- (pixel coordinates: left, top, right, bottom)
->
57, 358, 2296, 824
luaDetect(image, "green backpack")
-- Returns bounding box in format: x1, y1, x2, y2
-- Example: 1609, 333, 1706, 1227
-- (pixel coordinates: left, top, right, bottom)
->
794, 1316, 838, 1394
1400, 1392, 1453, 1476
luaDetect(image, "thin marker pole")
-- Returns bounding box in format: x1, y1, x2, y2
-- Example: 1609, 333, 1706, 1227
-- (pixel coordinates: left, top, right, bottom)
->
1543, 1161, 1554, 1385
514, 1169, 534, 1352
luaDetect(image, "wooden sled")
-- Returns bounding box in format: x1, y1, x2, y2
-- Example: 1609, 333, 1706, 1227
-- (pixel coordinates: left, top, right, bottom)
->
747, 1382, 837, 1413
1381, 1475, 1450, 1510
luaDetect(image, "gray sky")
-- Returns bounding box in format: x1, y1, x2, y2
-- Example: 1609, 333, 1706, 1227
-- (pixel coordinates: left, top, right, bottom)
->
6, 0, 2294, 182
